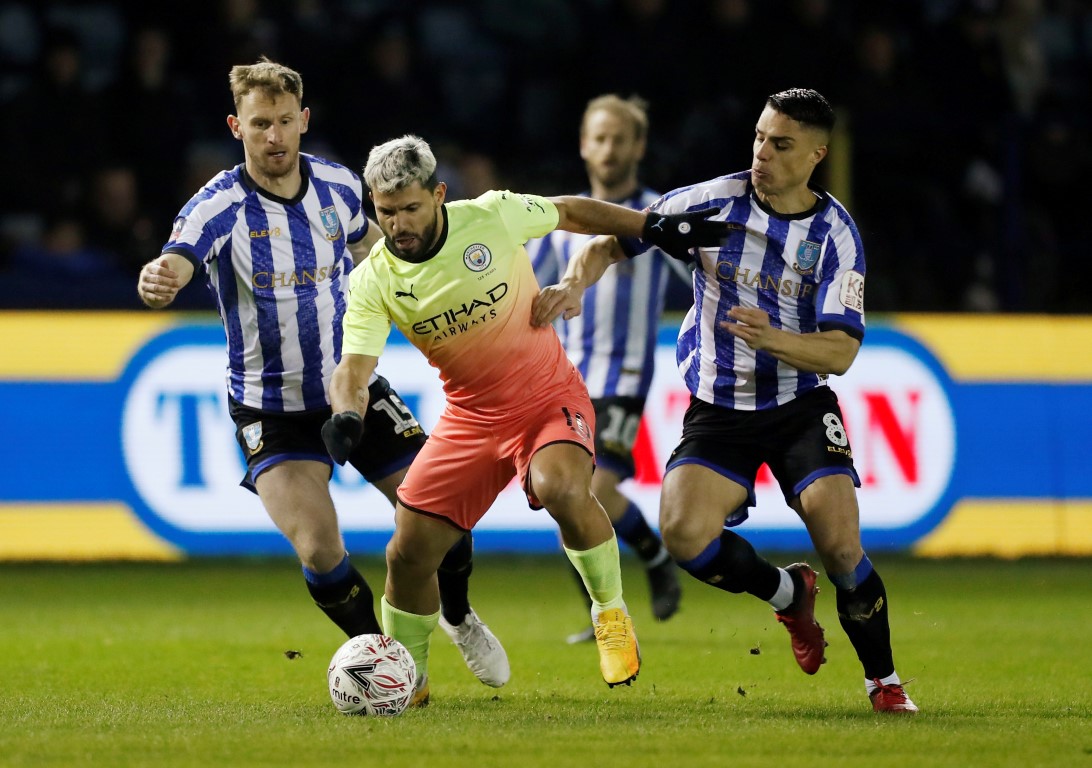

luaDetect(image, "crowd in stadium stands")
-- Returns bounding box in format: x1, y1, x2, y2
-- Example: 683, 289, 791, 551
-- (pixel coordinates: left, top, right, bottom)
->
1, 0, 1090, 312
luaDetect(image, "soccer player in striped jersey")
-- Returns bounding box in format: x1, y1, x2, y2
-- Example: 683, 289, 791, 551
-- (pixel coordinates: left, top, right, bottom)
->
529, 95, 683, 644
532, 89, 918, 714
323, 134, 728, 702
135, 59, 510, 691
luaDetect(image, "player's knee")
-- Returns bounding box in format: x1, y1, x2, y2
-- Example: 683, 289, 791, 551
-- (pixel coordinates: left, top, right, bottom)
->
819, 541, 864, 579
681, 531, 760, 593
533, 470, 591, 515
292, 531, 344, 573
385, 530, 447, 582
829, 552, 875, 592
674, 531, 761, 593
658, 505, 711, 561
658, 515, 691, 559
590, 469, 623, 506
384, 537, 418, 580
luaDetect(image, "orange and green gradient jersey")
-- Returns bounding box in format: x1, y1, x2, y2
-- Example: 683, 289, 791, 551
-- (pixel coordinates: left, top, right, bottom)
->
343, 190, 575, 415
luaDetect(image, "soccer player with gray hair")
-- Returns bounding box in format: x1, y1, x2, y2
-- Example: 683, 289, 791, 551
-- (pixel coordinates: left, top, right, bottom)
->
324, 133, 729, 702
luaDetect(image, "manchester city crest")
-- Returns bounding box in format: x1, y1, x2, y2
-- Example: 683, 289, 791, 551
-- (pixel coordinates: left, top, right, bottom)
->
319, 206, 342, 241
793, 239, 822, 274
463, 243, 492, 272
242, 421, 264, 454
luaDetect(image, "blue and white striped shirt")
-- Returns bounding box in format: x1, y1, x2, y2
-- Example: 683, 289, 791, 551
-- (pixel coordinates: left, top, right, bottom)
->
529, 188, 685, 399
163, 154, 367, 412
642, 172, 866, 411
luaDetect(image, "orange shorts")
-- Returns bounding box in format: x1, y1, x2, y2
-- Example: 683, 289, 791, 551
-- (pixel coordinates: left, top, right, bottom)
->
397, 373, 595, 531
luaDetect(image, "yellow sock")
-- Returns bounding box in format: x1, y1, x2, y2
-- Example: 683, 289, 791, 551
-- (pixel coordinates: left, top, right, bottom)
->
564, 534, 625, 616
381, 596, 439, 679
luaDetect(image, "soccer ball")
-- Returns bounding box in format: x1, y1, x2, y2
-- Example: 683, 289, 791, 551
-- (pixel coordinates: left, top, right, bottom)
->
327, 634, 417, 716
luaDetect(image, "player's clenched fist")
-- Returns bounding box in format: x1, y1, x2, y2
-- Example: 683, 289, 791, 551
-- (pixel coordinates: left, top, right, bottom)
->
640, 207, 729, 261
138, 257, 183, 309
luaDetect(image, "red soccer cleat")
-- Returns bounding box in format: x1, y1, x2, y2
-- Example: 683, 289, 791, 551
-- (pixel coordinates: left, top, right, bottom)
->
774, 563, 828, 675
870, 679, 919, 714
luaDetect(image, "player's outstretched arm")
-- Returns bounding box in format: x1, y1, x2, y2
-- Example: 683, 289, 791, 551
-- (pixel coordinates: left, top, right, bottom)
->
548, 196, 729, 261
138, 252, 195, 309
324, 353, 379, 464
550, 193, 729, 263
549, 195, 646, 236
531, 235, 625, 327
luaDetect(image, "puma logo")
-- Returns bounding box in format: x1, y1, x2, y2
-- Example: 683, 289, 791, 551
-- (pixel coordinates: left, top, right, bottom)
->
394, 285, 417, 301
650, 217, 666, 232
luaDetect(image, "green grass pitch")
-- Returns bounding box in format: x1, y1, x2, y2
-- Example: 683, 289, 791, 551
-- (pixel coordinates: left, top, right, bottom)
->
1, 554, 1089, 767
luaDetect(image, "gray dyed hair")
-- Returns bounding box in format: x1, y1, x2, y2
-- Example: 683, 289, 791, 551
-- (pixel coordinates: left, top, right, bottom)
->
363, 134, 439, 194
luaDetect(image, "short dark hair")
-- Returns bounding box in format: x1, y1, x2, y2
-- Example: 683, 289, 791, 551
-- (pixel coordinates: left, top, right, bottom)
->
766, 88, 835, 133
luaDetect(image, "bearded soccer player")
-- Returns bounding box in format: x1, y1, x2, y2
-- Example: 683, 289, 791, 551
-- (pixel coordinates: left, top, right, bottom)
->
135, 59, 508, 690
532, 89, 918, 714
324, 134, 728, 703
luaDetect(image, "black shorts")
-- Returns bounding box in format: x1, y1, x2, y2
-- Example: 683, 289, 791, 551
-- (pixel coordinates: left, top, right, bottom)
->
228, 375, 428, 492
592, 396, 647, 479
667, 386, 860, 523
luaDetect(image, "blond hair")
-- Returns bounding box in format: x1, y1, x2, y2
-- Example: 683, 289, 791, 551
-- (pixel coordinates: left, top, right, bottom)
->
581, 94, 649, 142
228, 56, 303, 108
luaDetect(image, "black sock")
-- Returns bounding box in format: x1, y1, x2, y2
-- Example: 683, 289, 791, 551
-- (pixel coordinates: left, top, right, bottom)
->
836, 569, 895, 679
612, 502, 666, 563
678, 530, 781, 600
438, 532, 473, 626
305, 562, 381, 637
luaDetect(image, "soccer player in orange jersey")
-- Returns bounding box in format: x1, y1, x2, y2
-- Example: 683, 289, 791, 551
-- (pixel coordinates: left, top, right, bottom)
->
323, 135, 727, 703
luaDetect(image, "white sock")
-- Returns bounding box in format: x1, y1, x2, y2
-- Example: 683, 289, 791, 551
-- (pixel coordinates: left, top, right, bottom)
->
767, 568, 795, 611
865, 671, 901, 694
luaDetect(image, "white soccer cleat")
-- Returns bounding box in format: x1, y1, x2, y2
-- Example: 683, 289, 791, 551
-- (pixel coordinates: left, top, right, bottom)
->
439, 608, 511, 687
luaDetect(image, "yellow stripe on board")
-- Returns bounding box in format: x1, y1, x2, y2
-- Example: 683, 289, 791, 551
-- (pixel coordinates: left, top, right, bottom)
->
891, 314, 1092, 380
4, 312, 1091, 381
0, 311, 210, 380
0, 504, 183, 561
912, 500, 1092, 558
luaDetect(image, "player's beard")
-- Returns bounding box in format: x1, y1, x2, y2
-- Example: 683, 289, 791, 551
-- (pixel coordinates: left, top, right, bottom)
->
590, 161, 636, 195
255, 150, 298, 181
385, 217, 439, 263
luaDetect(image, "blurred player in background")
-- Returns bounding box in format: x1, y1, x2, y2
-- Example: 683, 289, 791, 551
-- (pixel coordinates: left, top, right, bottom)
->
324, 134, 729, 703
529, 95, 684, 643
533, 88, 918, 714
135, 58, 509, 690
